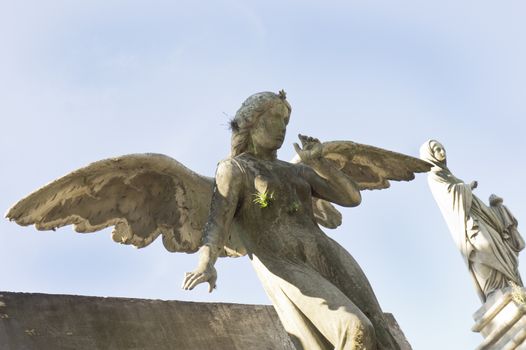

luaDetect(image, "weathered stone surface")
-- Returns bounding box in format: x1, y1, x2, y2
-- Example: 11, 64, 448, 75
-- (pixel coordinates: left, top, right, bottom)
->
0, 292, 412, 350
0, 292, 295, 350
384, 313, 412, 350
472, 286, 526, 349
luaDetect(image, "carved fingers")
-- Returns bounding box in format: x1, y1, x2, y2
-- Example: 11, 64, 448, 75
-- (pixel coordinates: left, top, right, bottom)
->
293, 134, 323, 163
182, 265, 217, 293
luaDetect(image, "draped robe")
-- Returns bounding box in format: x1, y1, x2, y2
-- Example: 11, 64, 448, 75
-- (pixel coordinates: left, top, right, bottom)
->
421, 141, 523, 302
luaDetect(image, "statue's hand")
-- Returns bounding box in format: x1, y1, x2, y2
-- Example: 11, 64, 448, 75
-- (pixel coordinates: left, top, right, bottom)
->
182, 264, 217, 293
470, 180, 478, 190
294, 134, 323, 164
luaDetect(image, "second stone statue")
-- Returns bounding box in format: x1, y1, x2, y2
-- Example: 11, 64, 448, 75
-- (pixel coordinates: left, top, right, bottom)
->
420, 139, 524, 303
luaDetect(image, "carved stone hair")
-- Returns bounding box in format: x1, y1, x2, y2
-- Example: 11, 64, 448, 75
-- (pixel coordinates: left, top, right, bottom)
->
229, 90, 291, 157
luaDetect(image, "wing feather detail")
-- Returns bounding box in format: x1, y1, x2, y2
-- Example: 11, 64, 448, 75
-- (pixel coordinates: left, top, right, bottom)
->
291, 140, 430, 229
6, 153, 213, 253
321, 141, 431, 190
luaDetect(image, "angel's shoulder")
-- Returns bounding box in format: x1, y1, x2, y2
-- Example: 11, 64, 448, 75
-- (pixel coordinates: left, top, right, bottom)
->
213, 157, 249, 183
289, 160, 315, 177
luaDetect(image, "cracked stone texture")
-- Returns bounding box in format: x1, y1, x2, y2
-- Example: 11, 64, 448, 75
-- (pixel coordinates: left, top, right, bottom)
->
0, 292, 295, 350
0, 292, 411, 350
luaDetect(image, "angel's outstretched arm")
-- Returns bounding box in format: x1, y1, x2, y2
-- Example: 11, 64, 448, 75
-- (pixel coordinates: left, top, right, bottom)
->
182, 159, 243, 292
295, 135, 361, 207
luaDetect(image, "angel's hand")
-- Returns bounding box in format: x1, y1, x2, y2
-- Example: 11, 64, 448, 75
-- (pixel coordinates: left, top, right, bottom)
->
470, 180, 478, 190
293, 134, 323, 164
182, 264, 217, 293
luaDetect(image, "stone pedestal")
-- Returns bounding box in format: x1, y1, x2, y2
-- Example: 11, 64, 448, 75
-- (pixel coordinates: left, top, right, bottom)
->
472, 287, 526, 350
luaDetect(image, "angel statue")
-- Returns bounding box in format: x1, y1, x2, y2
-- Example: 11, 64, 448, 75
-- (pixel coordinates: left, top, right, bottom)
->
420, 140, 524, 303
7, 91, 430, 350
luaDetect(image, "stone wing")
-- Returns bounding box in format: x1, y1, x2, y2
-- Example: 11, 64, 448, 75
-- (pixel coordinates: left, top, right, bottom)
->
321, 141, 431, 190
311, 197, 342, 229
292, 140, 430, 229
6, 153, 215, 254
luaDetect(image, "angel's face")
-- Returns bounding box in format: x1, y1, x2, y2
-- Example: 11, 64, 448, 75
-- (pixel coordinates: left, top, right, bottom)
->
250, 102, 290, 153
430, 141, 446, 162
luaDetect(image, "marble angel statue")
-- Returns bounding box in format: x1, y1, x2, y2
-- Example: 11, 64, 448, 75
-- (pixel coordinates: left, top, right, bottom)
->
7, 91, 430, 350
420, 140, 524, 303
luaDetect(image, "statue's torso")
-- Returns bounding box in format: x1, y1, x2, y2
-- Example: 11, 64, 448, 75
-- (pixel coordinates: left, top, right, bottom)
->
232, 154, 329, 259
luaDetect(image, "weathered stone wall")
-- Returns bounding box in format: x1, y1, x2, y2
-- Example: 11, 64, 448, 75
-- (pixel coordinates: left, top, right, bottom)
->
0, 292, 411, 350
0, 292, 295, 350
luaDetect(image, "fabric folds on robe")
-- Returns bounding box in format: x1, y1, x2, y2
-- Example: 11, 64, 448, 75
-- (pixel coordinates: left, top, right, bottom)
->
421, 140, 523, 302
491, 201, 526, 254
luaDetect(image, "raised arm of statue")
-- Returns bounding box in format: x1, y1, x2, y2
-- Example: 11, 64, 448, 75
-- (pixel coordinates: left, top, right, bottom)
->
294, 134, 361, 207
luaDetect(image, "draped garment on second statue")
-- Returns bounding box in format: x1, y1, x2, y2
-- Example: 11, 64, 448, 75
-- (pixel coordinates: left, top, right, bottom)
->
421, 140, 522, 302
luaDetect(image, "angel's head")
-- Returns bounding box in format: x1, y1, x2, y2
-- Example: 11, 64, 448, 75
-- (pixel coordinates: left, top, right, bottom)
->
420, 139, 447, 167
230, 90, 292, 158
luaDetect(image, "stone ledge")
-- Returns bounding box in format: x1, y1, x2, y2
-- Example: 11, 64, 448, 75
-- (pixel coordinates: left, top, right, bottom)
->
0, 292, 295, 350
0, 291, 411, 350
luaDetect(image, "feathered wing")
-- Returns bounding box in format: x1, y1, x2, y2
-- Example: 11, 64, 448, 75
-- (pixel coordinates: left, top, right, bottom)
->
6, 153, 244, 256
311, 197, 342, 229
292, 140, 431, 228
321, 141, 431, 190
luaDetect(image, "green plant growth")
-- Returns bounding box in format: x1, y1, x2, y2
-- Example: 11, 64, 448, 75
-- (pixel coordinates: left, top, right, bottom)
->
288, 201, 301, 214
253, 190, 274, 208
509, 281, 526, 305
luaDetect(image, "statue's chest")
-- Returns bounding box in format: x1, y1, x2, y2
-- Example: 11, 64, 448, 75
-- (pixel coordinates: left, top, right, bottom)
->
241, 159, 311, 214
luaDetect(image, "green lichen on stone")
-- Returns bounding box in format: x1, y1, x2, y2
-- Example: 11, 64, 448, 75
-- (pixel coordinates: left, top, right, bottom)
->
287, 201, 301, 214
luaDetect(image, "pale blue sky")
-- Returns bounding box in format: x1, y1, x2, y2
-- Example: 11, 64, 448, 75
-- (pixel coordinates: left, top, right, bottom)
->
1, 1, 525, 349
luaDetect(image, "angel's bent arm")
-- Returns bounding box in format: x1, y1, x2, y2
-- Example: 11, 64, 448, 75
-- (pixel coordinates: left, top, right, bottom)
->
183, 159, 243, 291
299, 161, 361, 207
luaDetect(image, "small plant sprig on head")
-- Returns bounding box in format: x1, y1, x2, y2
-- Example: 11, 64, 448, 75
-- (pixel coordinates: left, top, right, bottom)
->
509, 281, 526, 305
253, 190, 274, 208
